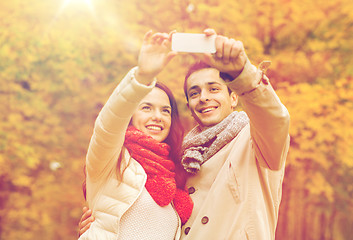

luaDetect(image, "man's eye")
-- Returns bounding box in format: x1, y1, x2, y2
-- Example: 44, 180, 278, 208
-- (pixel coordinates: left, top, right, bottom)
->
210, 87, 219, 92
189, 92, 199, 98
142, 106, 151, 110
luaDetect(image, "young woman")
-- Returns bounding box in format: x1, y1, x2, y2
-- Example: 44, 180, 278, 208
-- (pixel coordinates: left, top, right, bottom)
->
78, 31, 193, 240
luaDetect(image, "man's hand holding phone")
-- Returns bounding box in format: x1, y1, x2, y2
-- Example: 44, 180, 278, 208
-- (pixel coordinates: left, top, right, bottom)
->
171, 29, 248, 79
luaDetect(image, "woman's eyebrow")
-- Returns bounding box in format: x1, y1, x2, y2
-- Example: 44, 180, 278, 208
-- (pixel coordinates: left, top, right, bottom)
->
139, 102, 171, 109
139, 102, 152, 106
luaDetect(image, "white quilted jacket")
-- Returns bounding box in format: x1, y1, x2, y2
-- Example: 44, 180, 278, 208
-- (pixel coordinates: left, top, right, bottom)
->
79, 68, 181, 240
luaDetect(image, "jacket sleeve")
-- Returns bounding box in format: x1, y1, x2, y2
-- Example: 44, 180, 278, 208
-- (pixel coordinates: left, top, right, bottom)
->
227, 60, 290, 170
86, 67, 156, 180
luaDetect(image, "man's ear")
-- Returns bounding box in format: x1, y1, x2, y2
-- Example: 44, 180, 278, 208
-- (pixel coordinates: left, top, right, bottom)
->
230, 92, 238, 109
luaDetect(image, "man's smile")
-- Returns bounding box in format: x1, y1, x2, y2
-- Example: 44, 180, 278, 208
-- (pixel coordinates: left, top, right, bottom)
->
199, 106, 218, 113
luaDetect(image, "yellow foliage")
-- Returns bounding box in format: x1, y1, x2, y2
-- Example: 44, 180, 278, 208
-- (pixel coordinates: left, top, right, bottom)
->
27, 156, 40, 169
7, 113, 23, 123
42, 212, 52, 226
13, 175, 32, 187
1, 0, 353, 239
308, 172, 334, 202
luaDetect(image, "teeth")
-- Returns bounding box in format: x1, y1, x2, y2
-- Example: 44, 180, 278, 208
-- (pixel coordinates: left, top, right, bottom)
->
147, 126, 162, 131
201, 107, 215, 113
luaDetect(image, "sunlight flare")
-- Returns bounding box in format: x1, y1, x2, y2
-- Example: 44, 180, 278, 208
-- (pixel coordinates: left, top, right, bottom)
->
56, 0, 96, 18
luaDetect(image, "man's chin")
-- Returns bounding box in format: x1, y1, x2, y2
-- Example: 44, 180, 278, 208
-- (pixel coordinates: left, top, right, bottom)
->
193, 113, 218, 128
198, 118, 218, 128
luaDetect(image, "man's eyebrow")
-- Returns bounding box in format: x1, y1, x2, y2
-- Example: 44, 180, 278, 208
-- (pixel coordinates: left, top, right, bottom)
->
188, 85, 200, 93
207, 81, 222, 86
188, 81, 222, 93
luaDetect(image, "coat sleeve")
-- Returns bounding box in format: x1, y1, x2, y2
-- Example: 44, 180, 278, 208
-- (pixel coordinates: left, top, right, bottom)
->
86, 67, 156, 180
227, 60, 290, 170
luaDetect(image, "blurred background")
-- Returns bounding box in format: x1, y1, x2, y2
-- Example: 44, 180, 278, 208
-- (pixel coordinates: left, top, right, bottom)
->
0, 0, 352, 239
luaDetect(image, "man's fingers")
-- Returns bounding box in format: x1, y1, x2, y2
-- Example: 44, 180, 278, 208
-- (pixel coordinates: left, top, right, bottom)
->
81, 216, 95, 228
79, 215, 95, 236
229, 40, 243, 61
78, 208, 93, 237
79, 222, 92, 236
80, 208, 92, 224
223, 38, 236, 64
215, 35, 227, 58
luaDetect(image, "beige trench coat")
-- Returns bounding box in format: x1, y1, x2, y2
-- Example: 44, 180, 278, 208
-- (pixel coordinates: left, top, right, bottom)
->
180, 61, 290, 240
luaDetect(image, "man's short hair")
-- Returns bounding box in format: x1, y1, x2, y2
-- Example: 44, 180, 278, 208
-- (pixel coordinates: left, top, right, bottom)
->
184, 61, 233, 101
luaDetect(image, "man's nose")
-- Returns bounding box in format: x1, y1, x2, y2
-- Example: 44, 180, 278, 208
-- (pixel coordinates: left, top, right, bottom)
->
199, 90, 210, 102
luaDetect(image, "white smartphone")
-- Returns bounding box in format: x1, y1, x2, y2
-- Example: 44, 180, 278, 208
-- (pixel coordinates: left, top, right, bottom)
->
171, 33, 216, 53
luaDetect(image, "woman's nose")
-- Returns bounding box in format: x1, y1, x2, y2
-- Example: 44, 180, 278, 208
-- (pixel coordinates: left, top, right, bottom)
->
151, 110, 162, 121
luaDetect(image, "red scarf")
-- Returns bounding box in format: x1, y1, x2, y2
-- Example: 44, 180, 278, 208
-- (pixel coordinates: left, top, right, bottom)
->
124, 126, 193, 224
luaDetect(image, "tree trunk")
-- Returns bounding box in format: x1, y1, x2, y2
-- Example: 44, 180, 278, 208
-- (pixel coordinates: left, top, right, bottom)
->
0, 176, 10, 238
319, 211, 327, 240
276, 166, 292, 239
327, 206, 337, 240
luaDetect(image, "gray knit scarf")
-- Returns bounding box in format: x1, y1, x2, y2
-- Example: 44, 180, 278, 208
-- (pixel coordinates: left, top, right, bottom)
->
181, 111, 249, 174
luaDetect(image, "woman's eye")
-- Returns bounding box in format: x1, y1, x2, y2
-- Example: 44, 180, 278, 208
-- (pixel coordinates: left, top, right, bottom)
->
210, 87, 219, 92
163, 109, 171, 114
142, 106, 151, 111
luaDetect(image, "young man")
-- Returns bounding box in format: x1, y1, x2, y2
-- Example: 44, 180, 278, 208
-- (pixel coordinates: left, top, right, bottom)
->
78, 29, 290, 239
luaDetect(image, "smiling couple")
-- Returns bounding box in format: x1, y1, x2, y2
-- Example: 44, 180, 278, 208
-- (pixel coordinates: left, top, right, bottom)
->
78, 28, 290, 240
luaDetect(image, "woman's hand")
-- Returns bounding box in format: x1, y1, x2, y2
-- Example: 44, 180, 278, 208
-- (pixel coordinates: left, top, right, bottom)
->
78, 206, 94, 237
135, 30, 177, 85
201, 29, 248, 79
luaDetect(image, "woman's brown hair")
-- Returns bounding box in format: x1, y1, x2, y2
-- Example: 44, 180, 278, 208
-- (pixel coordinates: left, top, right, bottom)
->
82, 81, 187, 199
